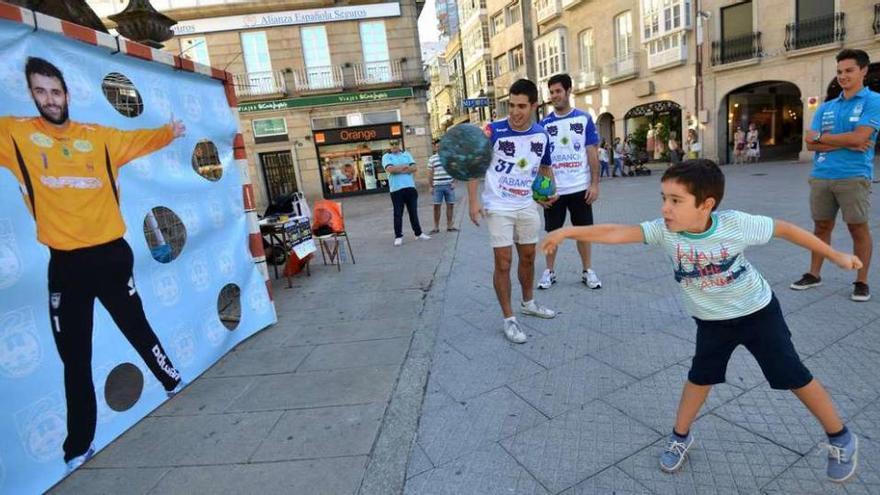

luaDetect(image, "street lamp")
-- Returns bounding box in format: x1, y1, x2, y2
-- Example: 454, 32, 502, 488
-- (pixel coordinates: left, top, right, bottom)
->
478, 89, 486, 124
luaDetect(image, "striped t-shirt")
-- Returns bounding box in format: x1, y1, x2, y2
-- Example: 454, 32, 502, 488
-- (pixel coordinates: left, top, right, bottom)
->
640, 210, 775, 321
428, 153, 454, 186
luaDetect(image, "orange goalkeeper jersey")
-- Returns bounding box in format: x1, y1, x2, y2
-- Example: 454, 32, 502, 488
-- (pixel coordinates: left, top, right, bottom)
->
0, 117, 173, 250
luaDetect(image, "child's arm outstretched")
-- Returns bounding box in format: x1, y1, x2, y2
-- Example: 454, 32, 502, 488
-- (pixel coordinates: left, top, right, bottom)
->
541, 224, 644, 255
774, 220, 863, 270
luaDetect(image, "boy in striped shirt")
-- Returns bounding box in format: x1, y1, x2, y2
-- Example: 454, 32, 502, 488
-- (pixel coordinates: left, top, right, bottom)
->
541, 159, 861, 483
428, 139, 457, 233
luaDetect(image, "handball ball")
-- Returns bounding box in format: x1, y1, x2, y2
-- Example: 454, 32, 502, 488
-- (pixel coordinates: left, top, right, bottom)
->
532, 174, 556, 202
438, 125, 493, 180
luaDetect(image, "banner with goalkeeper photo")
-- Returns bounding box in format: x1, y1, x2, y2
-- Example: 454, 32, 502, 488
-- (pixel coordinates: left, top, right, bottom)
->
0, 16, 277, 495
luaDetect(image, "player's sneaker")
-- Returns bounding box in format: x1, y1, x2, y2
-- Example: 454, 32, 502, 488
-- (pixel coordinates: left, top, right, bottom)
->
394, 237, 403, 246
537, 269, 556, 289
821, 431, 859, 483
582, 269, 602, 289
659, 432, 694, 473
503, 319, 527, 344
851, 282, 871, 302
520, 300, 557, 319
790, 273, 822, 290
167, 380, 187, 398
65, 446, 95, 473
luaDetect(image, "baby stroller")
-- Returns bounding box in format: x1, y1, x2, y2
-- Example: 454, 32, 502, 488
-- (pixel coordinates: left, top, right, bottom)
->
624, 150, 652, 176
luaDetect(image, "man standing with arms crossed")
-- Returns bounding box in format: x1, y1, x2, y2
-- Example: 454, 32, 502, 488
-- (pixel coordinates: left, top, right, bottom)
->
469, 79, 557, 344
0, 57, 186, 471
537, 73, 602, 290
792, 49, 880, 301
383, 139, 431, 246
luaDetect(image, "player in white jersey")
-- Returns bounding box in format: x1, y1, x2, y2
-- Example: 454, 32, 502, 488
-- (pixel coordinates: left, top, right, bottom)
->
468, 79, 558, 344
537, 74, 602, 290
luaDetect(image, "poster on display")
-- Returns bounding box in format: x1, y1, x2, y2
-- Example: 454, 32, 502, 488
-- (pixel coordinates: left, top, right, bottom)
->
0, 13, 276, 495
284, 217, 317, 259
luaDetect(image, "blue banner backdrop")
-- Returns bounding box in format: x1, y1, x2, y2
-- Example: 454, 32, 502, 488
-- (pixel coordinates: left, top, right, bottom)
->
0, 18, 276, 495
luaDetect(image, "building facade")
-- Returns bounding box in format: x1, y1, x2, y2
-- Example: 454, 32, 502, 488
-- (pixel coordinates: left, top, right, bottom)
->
488, 0, 536, 117
424, 0, 880, 167
93, 0, 432, 209
458, 0, 495, 123
426, 54, 455, 137
527, 0, 697, 156
702, 0, 880, 164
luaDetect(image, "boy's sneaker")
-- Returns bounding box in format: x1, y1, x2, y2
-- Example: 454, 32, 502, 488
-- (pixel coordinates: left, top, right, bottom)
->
821, 432, 859, 483
520, 300, 557, 319
537, 269, 556, 289
791, 273, 822, 290
582, 269, 602, 289
416, 233, 432, 240
65, 446, 95, 473
659, 433, 694, 473
503, 319, 527, 344
394, 237, 403, 246
851, 282, 871, 302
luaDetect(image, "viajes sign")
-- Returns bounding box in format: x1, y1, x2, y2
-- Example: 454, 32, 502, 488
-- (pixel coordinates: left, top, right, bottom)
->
172, 3, 402, 35
239, 87, 415, 113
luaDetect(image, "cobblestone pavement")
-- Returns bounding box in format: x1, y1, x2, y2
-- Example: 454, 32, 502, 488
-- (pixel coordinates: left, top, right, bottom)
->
405, 161, 880, 495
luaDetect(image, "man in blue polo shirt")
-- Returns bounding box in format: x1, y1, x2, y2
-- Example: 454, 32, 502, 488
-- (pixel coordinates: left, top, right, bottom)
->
792, 49, 880, 301
382, 140, 431, 246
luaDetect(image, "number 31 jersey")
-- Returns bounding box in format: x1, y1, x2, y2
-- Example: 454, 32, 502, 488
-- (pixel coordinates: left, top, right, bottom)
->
482, 119, 551, 211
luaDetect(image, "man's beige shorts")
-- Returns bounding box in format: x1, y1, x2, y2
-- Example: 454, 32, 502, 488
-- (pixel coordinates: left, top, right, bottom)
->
809, 177, 871, 224
485, 207, 541, 248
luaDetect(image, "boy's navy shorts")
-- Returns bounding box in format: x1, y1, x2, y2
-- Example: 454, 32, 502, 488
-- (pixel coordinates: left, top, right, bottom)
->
688, 294, 813, 390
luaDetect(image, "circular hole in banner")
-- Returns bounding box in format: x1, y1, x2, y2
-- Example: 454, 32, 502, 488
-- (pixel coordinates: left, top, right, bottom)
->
218, 283, 241, 331
192, 140, 223, 181
143, 206, 186, 263
101, 72, 144, 118
104, 362, 144, 412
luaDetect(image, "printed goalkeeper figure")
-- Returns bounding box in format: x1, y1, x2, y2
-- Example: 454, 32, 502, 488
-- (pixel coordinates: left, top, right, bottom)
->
0, 57, 187, 471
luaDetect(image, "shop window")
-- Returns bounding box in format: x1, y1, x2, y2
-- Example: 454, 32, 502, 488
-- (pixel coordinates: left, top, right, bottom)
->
315, 124, 405, 197
101, 72, 143, 118
143, 206, 186, 263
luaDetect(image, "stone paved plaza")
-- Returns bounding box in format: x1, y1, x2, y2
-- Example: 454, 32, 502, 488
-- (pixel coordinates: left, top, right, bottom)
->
405, 161, 880, 495
54, 161, 880, 494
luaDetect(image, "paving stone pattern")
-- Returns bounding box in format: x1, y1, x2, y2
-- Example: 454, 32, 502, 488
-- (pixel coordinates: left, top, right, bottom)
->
407, 162, 880, 494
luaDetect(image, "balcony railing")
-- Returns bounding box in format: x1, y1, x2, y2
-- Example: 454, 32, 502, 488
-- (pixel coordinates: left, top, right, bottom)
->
874, 4, 880, 35
784, 12, 845, 51
575, 69, 599, 91
535, 0, 562, 24
292, 66, 344, 92
711, 32, 762, 66
353, 60, 404, 86
232, 70, 286, 99
603, 53, 639, 83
